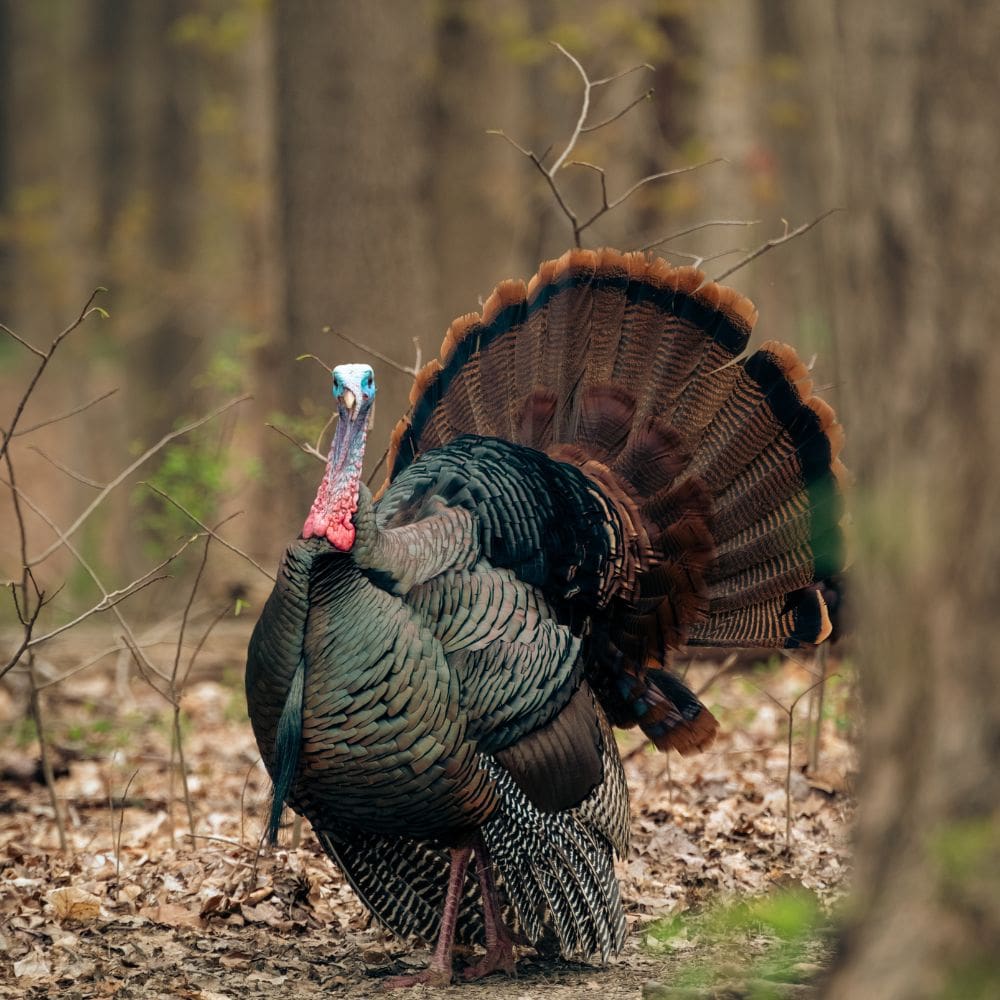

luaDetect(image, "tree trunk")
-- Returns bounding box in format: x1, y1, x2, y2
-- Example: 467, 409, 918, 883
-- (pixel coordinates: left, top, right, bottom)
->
265, 1, 436, 536
0, 0, 10, 315
824, 3, 1000, 997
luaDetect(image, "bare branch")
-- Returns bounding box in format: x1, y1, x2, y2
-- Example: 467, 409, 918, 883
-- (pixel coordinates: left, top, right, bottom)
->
568, 161, 609, 210
295, 352, 333, 375
0, 609, 41, 681
366, 445, 391, 489
486, 128, 532, 159
0, 322, 46, 358
33, 639, 179, 692
713, 209, 840, 282
172, 534, 212, 686
112, 768, 140, 892
28, 660, 67, 851
807, 644, 831, 772
0, 288, 108, 466
313, 410, 337, 457
695, 653, 740, 697
27, 394, 251, 567
581, 88, 653, 133
549, 42, 591, 175
26, 533, 203, 649
265, 422, 326, 464
638, 218, 761, 254
143, 483, 275, 583
591, 61, 655, 86
13, 388, 118, 437
1, 477, 173, 687
325, 327, 418, 377
487, 129, 579, 234
577, 159, 726, 237
179, 603, 230, 691
28, 446, 106, 489
120, 633, 173, 704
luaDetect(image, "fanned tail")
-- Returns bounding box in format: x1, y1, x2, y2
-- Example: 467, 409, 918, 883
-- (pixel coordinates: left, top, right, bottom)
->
384, 248, 847, 754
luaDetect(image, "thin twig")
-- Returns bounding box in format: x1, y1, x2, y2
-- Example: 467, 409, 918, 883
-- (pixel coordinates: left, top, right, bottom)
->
695, 653, 740, 697
1, 449, 44, 680
27, 394, 251, 567
580, 88, 653, 133
172, 534, 212, 686
240, 760, 258, 849
326, 327, 419, 377
179, 604, 230, 691
549, 42, 591, 175
365, 444, 392, 489
2, 478, 173, 686
313, 410, 337, 457
27, 535, 201, 649
29, 574, 169, 648
32, 639, 179, 691
173, 706, 197, 842
29, 658, 68, 852
638, 218, 761, 254
184, 832, 260, 857
143, 483, 275, 583
113, 769, 139, 894
0, 321, 46, 358
489, 45, 712, 249
755, 674, 836, 851
28, 446, 106, 489
295, 352, 333, 375
576, 159, 725, 236
658, 246, 748, 269
265, 422, 326, 464
0, 288, 107, 465
120, 633, 172, 704
807, 644, 830, 772
590, 62, 654, 87
713, 209, 840, 282
13, 388, 118, 437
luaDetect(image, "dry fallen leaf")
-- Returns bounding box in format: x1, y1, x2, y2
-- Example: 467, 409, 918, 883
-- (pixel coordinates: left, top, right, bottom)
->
47, 885, 103, 923
146, 901, 203, 929
13, 951, 52, 979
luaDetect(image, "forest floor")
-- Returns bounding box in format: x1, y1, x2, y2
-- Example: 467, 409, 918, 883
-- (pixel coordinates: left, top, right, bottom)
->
0, 622, 857, 1000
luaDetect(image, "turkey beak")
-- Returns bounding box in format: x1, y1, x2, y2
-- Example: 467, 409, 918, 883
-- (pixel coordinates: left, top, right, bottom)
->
341, 389, 357, 417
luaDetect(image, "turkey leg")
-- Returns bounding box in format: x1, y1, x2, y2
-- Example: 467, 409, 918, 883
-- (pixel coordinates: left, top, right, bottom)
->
383, 845, 472, 989
462, 835, 518, 981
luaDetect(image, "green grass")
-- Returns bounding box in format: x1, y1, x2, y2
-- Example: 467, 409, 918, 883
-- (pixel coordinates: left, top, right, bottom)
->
643, 888, 831, 996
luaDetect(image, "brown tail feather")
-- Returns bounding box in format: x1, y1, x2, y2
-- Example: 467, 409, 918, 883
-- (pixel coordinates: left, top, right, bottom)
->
381, 248, 846, 746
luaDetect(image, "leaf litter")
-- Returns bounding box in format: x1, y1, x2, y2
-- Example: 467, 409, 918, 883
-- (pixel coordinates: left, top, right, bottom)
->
0, 625, 856, 999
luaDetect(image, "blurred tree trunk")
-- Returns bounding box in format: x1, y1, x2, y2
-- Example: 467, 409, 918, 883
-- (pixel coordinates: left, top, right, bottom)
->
0, 0, 10, 313
121, 0, 203, 444
265, 1, 435, 537
426, 1, 532, 323
824, 3, 1000, 998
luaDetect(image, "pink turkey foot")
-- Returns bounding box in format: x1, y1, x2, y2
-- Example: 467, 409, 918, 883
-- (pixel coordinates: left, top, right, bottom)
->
461, 939, 517, 981
462, 834, 518, 981
382, 844, 471, 990
382, 965, 452, 990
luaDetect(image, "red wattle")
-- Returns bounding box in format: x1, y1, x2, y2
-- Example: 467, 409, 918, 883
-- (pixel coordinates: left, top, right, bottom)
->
302, 467, 359, 551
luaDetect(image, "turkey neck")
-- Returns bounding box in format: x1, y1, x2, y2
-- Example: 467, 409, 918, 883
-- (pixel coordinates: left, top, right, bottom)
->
302, 409, 369, 550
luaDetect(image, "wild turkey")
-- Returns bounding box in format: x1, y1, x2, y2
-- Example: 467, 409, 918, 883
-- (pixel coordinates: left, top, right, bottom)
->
245, 248, 846, 987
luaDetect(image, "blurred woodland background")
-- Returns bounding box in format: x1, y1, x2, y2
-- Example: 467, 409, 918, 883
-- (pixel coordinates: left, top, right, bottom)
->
2, 1, 999, 998
0, 0, 845, 586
